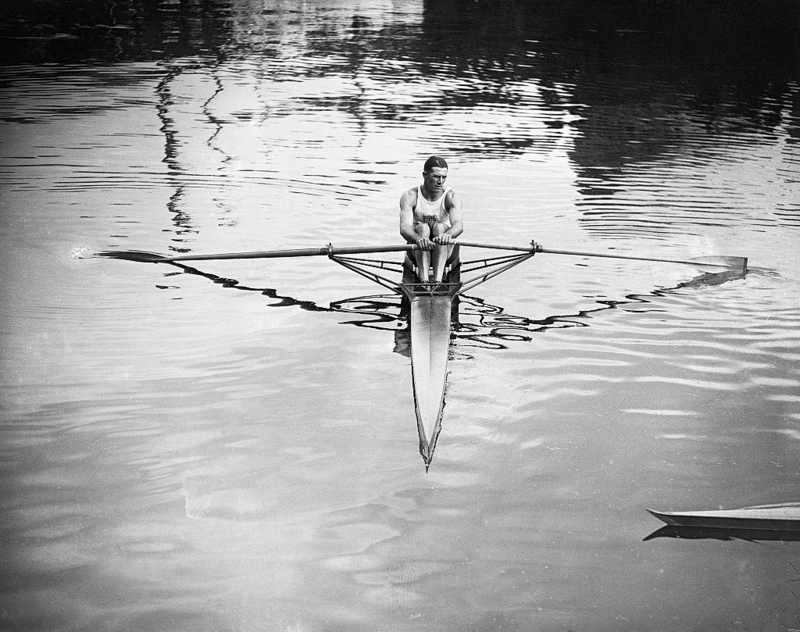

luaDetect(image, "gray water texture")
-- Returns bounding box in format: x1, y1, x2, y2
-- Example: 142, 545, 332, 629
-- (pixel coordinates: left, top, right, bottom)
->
1, 1, 799, 631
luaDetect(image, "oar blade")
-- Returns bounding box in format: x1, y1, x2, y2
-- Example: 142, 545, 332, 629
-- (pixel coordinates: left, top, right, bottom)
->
95, 250, 168, 263
688, 256, 748, 275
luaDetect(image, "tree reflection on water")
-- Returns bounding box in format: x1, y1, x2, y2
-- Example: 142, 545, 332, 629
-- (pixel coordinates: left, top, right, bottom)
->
4, 0, 797, 239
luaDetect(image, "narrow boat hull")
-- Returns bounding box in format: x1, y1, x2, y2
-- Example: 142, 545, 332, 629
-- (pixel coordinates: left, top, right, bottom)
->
409, 291, 453, 468
647, 504, 800, 532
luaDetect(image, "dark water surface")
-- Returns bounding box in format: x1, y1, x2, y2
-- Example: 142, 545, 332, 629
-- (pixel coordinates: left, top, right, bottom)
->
2, 1, 799, 630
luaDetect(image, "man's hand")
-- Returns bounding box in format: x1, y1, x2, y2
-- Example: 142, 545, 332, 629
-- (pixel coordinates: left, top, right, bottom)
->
415, 236, 435, 250
434, 233, 452, 245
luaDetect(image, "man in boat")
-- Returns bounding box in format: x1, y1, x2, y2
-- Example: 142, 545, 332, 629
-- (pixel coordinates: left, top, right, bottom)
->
399, 155, 464, 283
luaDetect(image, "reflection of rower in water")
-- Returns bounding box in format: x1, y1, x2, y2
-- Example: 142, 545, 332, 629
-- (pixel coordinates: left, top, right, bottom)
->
399, 155, 464, 283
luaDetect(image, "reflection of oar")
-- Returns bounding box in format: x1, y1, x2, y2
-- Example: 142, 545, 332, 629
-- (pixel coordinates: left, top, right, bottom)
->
454, 240, 748, 274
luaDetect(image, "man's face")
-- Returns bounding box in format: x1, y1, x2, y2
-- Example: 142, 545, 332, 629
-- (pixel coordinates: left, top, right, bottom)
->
423, 167, 448, 193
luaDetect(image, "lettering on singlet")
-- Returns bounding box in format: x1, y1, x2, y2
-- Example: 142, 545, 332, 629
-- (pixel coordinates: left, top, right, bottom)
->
415, 186, 451, 227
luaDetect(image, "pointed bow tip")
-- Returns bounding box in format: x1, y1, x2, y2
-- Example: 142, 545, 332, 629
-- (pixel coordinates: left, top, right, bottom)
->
646, 508, 670, 523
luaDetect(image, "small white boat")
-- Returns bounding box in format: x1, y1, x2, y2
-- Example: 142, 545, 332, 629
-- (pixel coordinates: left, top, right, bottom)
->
647, 504, 800, 532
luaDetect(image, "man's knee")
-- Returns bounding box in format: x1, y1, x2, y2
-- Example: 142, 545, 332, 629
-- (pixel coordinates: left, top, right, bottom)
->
416, 223, 431, 238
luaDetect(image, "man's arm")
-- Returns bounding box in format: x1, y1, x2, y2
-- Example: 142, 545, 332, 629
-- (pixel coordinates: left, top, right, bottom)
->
436, 190, 463, 244
400, 188, 429, 247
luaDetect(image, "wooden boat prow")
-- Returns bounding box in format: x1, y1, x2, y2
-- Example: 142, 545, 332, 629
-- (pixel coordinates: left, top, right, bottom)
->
647, 503, 800, 532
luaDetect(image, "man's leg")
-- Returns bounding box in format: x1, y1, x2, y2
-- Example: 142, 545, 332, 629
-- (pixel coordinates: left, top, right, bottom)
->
414, 223, 431, 282
431, 223, 449, 282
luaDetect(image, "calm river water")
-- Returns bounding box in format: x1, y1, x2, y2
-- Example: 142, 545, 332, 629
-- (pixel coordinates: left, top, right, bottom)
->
1, 1, 799, 630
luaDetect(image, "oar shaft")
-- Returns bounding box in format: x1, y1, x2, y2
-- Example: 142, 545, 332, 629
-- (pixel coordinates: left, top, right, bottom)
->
156, 243, 417, 262
454, 240, 731, 269
112, 240, 741, 273
453, 240, 536, 253
537, 247, 727, 268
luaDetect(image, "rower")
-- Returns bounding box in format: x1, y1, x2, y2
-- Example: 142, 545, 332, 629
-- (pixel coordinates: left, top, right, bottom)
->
399, 155, 464, 283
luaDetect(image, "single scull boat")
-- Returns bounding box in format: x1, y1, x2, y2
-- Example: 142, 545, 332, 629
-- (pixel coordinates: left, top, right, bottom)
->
99, 240, 746, 468
332, 242, 537, 468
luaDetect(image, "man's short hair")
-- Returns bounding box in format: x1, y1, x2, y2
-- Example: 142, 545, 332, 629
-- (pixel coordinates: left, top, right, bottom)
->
423, 156, 448, 173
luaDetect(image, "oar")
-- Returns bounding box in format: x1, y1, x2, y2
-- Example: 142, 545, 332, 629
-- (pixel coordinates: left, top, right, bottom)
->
99, 241, 747, 274
97, 243, 419, 263
453, 240, 747, 274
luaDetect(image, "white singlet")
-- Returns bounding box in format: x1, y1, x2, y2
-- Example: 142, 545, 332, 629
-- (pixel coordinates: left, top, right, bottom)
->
415, 186, 451, 229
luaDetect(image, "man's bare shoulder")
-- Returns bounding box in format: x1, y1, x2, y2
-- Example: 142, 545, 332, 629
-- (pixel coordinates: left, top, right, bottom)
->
445, 188, 459, 207
400, 186, 418, 207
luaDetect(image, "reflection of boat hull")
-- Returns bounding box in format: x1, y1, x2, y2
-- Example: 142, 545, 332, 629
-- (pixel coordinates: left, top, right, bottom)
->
647, 504, 800, 532
407, 288, 456, 468
644, 525, 800, 542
